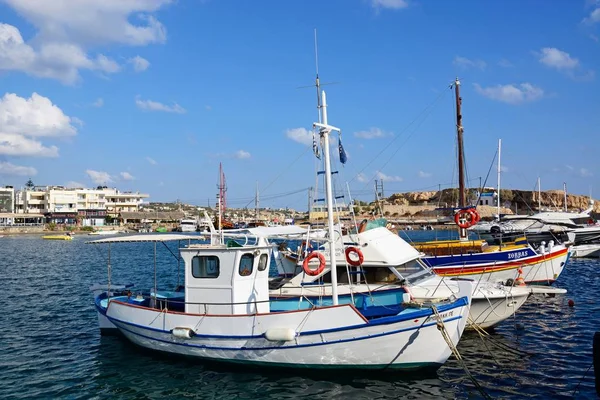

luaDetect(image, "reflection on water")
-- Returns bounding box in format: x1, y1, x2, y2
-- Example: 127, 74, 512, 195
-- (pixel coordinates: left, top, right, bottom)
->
0, 234, 598, 399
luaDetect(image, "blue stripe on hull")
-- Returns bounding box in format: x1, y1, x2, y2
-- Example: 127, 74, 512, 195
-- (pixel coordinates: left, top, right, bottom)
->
110, 314, 463, 351
422, 247, 536, 267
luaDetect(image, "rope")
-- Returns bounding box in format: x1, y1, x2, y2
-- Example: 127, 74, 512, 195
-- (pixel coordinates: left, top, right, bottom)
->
571, 361, 594, 396
432, 305, 492, 400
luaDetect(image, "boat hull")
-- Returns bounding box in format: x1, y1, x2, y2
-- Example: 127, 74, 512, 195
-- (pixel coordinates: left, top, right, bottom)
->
104, 294, 471, 370
425, 246, 570, 285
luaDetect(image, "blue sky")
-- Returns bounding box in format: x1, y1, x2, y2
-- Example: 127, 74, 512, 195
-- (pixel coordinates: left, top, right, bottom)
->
0, 0, 599, 211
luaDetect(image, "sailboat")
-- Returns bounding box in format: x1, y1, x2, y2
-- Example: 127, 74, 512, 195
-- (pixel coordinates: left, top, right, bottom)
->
86, 89, 474, 370
413, 79, 571, 285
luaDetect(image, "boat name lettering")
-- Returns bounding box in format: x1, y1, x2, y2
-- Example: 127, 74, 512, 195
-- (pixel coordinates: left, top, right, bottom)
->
426, 310, 454, 322
508, 250, 529, 260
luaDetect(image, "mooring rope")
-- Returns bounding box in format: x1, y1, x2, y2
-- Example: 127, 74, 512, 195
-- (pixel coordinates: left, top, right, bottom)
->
432, 305, 492, 400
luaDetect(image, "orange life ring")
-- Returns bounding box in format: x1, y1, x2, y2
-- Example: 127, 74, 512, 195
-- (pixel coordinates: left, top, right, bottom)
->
345, 246, 364, 266
454, 209, 476, 229
469, 209, 480, 224
302, 252, 326, 276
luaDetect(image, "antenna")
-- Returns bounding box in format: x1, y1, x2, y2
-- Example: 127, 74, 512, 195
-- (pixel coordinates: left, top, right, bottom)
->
297, 28, 339, 122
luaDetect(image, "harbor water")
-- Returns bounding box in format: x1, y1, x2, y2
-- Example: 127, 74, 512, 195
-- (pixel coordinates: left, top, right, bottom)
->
0, 233, 598, 399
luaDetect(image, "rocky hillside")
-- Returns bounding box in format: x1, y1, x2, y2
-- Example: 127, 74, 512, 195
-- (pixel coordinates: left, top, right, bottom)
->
382, 189, 598, 214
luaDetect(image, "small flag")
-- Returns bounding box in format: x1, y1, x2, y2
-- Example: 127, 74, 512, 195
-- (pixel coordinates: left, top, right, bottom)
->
338, 137, 347, 164
312, 130, 321, 160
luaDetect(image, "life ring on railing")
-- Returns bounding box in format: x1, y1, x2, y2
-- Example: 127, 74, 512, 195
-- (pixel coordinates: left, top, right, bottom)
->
302, 252, 326, 276
588, 218, 595, 226
470, 209, 480, 224
454, 209, 478, 229
345, 246, 364, 266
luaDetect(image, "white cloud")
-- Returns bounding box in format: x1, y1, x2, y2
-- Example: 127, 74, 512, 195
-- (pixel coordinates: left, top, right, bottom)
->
355, 173, 368, 183
0, 161, 37, 176
285, 127, 312, 146
418, 171, 432, 178
0, 133, 59, 157
234, 150, 251, 159
0, 24, 121, 84
375, 171, 403, 182
498, 59, 514, 68
65, 181, 85, 188
205, 105, 212, 111
583, 7, 600, 24
580, 168, 593, 177
146, 156, 157, 165
86, 169, 112, 185
135, 96, 186, 113
473, 83, 544, 105
354, 127, 390, 139
129, 55, 150, 72
0, 92, 77, 157
371, 0, 409, 10
453, 56, 486, 70
92, 98, 104, 107
2, 0, 171, 46
0, 92, 77, 137
120, 171, 135, 180
537, 48, 579, 70
0, 1, 171, 83
499, 165, 509, 173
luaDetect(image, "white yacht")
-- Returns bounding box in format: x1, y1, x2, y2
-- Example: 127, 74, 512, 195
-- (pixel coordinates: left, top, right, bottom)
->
177, 218, 197, 232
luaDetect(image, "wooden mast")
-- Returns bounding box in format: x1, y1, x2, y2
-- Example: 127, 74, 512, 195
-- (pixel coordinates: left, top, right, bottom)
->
454, 77, 466, 208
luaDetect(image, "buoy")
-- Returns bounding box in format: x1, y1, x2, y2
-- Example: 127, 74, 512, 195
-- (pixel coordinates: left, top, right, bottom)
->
568, 299, 575, 307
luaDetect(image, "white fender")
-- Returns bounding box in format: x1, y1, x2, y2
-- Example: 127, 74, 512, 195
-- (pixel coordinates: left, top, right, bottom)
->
264, 328, 296, 342
171, 327, 195, 339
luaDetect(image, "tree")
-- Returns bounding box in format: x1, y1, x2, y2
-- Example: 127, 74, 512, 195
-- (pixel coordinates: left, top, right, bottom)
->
25, 179, 35, 189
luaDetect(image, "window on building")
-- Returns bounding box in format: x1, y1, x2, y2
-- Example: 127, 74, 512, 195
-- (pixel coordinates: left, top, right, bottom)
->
191, 256, 220, 278
258, 254, 268, 271
239, 253, 254, 276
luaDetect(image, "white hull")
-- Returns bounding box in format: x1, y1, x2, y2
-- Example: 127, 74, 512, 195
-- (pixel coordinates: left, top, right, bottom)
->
432, 247, 570, 285
571, 243, 600, 258
105, 294, 471, 369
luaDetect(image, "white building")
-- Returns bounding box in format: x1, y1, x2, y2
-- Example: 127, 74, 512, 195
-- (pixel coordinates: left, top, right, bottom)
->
10, 186, 149, 225
103, 188, 149, 217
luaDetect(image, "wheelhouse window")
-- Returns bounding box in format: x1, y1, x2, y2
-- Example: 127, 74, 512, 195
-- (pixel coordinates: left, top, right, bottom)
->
258, 254, 268, 271
239, 253, 254, 276
192, 256, 220, 278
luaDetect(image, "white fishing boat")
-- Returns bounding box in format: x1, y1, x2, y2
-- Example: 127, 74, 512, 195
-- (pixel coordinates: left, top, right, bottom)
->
88, 90, 474, 370
270, 223, 532, 329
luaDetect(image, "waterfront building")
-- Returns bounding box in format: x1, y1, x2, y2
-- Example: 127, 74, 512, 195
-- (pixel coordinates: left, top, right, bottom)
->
6, 185, 149, 226
103, 188, 149, 217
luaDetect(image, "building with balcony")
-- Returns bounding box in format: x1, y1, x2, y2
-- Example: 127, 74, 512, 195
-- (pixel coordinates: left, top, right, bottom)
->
8, 186, 149, 226
103, 188, 149, 217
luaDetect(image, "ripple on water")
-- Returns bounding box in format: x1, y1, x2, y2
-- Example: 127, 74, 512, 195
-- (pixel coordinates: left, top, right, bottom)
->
0, 237, 599, 399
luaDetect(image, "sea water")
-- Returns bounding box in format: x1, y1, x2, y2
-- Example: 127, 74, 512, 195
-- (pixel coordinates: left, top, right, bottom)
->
0, 233, 597, 399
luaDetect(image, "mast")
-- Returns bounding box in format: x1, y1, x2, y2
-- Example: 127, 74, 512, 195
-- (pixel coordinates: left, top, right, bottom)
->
454, 78, 466, 208
538, 177, 542, 211
313, 90, 339, 306
563, 182, 567, 212
497, 139, 501, 220
255, 181, 259, 222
